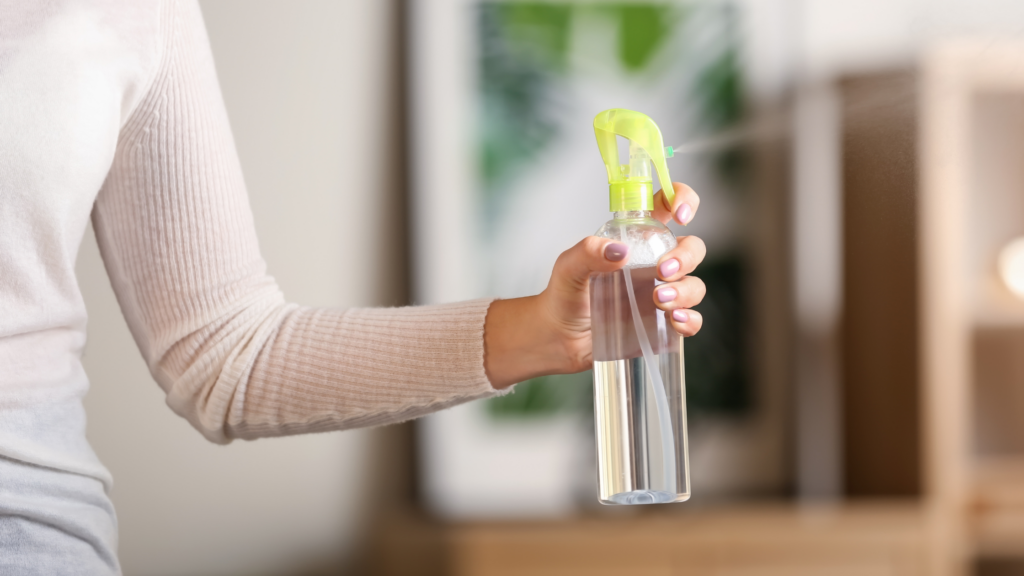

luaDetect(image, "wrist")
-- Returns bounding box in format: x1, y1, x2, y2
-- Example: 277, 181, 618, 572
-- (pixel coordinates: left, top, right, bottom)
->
483, 296, 569, 389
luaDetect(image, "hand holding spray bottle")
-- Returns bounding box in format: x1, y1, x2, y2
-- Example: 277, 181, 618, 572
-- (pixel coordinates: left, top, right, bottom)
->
590, 109, 690, 505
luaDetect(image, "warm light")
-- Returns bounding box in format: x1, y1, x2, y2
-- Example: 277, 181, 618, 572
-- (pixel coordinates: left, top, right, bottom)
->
998, 237, 1024, 299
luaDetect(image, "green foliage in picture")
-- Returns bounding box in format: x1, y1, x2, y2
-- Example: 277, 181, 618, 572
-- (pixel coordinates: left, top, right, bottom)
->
495, 4, 573, 72
616, 5, 675, 71
478, 2, 687, 222
486, 371, 593, 419
694, 38, 743, 130
478, 4, 566, 223
689, 4, 747, 186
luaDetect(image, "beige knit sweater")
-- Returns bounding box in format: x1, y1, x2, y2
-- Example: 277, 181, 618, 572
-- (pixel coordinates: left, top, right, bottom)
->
0, 0, 499, 485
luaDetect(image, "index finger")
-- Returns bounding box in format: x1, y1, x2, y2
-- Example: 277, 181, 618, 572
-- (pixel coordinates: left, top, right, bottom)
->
653, 182, 700, 226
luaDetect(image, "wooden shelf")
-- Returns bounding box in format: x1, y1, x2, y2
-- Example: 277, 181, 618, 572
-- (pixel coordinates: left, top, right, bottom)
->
374, 502, 928, 576
974, 458, 1024, 556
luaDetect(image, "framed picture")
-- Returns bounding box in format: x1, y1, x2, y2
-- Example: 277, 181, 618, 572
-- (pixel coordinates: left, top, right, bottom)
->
408, 0, 786, 518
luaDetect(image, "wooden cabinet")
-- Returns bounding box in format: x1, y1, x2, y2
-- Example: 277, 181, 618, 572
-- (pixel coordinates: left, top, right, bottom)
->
375, 504, 926, 576
920, 40, 1024, 574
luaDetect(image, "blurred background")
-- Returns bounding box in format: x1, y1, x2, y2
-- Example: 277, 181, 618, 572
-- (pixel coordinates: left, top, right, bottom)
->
74, 0, 1024, 574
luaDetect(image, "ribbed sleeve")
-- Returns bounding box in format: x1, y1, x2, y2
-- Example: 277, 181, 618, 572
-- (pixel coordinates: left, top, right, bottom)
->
91, 0, 498, 443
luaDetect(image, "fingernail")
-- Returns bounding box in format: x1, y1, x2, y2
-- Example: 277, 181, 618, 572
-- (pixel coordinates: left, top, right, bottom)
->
676, 203, 693, 225
673, 310, 689, 323
659, 258, 680, 278
657, 287, 677, 303
604, 243, 628, 262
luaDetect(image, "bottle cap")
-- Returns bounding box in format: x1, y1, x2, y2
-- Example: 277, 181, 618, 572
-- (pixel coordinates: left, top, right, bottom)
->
593, 109, 674, 212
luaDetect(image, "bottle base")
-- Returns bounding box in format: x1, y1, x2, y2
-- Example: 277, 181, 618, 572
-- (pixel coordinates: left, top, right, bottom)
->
599, 490, 690, 505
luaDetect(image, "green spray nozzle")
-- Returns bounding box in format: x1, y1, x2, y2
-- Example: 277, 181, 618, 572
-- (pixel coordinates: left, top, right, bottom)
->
593, 109, 674, 212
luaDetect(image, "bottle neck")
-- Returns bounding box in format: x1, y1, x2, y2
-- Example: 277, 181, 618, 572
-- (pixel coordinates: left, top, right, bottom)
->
613, 210, 652, 220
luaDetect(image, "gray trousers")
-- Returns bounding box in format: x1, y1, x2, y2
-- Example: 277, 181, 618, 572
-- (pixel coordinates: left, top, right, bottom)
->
0, 454, 119, 574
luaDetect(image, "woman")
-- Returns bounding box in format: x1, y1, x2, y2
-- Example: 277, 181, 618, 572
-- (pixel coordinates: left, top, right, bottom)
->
0, 0, 706, 573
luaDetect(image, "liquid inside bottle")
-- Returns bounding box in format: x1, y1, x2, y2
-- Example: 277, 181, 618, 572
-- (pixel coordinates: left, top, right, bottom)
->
590, 215, 690, 505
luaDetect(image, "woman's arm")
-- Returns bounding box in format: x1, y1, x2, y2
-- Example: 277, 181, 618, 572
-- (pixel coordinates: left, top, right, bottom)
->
93, 0, 705, 443
94, 0, 501, 443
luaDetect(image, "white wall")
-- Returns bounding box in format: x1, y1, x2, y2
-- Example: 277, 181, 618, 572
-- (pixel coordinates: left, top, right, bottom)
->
797, 0, 1024, 79
79, 1, 401, 574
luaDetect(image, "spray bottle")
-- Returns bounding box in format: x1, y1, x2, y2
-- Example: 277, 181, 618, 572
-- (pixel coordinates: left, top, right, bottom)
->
590, 109, 689, 505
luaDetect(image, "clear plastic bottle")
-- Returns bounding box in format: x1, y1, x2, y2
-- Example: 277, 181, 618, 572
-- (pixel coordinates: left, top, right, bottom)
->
589, 109, 690, 505
590, 212, 690, 504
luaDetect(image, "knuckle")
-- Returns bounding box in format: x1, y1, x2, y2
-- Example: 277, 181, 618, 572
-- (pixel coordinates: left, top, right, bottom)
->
683, 277, 707, 301
678, 182, 699, 201
581, 236, 605, 255
673, 236, 706, 271
553, 249, 574, 276
683, 235, 706, 257
693, 277, 707, 297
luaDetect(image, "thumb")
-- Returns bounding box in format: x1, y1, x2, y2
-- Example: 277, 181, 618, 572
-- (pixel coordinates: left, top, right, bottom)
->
550, 236, 629, 291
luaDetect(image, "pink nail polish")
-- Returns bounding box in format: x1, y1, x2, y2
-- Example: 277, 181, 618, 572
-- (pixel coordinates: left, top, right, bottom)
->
657, 287, 677, 303
676, 203, 692, 225
659, 258, 680, 278
604, 243, 628, 262
673, 310, 689, 323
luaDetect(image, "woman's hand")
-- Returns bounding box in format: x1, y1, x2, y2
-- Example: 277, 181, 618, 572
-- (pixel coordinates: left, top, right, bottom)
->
484, 183, 705, 389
